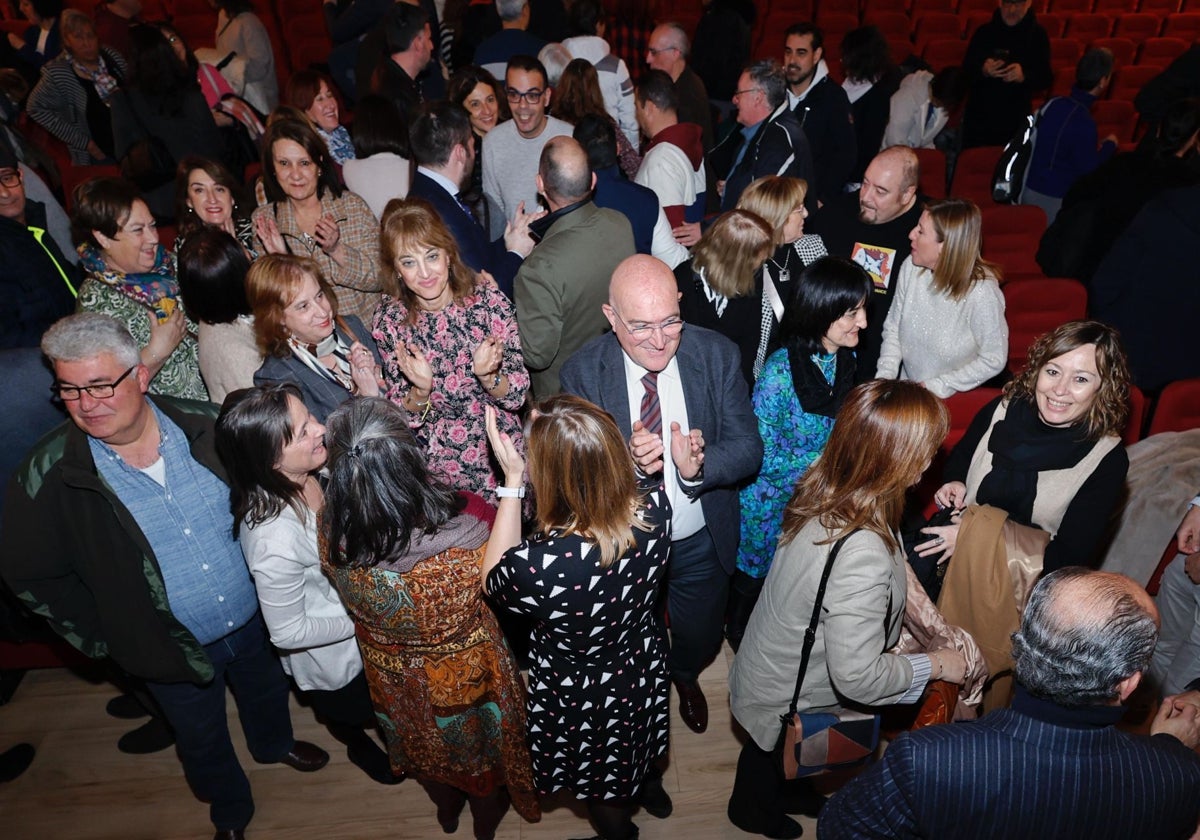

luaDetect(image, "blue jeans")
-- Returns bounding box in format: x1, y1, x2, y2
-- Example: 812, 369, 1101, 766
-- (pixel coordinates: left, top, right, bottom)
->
667, 527, 730, 682
146, 614, 294, 831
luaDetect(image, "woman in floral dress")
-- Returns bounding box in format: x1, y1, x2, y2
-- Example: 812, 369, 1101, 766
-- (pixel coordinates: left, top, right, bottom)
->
726, 257, 873, 650
373, 197, 529, 503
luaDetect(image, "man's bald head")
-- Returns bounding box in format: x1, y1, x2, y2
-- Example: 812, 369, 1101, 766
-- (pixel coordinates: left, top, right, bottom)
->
603, 255, 682, 372
537, 136, 594, 209
1013, 568, 1159, 707
859, 145, 920, 224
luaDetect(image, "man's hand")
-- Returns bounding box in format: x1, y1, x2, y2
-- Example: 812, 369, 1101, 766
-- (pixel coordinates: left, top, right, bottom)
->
630, 420, 665, 476
670, 422, 704, 481
1177, 505, 1200, 554
503, 200, 544, 257
1151, 692, 1200, 750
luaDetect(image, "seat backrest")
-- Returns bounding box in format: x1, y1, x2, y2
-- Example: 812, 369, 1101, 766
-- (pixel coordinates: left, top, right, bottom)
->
1091, 36, 1137, 65
942, 387, 1005, 451
1109, 64, 1163, 100
1067, 12, 1114, 40
1002, 278, 1089, 372
951, 146, 1004, 206
1038, 12, 1070, 37
1093, 99, 1137, 142
1114, 12, 1164, 38
1138, 36, 1191, 65
1125, 383, 1148, 445
1162, 13, 1200, 39
922, 38, 969, 69
914, 147, 948, 198
1148, 378, 1200, 434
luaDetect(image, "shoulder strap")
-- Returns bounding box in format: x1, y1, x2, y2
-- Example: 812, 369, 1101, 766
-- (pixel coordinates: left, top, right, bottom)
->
785, 529, 856, 716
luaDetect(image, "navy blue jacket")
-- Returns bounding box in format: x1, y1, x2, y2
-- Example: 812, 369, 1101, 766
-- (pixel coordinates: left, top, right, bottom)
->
591, 165, 656, 256
1025, 87, 1116, 199
409, 170, 522, 299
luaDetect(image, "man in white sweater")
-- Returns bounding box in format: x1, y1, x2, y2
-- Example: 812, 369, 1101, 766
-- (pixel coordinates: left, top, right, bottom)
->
482, 54, 572, 238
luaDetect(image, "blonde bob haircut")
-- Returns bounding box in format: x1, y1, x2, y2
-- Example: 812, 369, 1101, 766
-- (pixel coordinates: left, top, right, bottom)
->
1003, 319, 1131, 441
690, 209, 774, 299
246, 253, 339, 358
379, 196, 477, 324
736, 175, 808, 245
527, 394, 653, 569
924, 197, 1002, 301
781, 379, 949, 552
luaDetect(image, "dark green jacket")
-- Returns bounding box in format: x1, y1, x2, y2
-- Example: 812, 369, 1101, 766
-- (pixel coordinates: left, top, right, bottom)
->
1, 397, 223, 684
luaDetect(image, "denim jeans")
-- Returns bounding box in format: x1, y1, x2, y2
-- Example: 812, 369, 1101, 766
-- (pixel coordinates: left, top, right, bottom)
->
146, 613, 293, 831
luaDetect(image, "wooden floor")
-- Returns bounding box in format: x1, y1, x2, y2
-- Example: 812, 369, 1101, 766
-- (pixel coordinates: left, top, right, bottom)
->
0, 643, 819, 840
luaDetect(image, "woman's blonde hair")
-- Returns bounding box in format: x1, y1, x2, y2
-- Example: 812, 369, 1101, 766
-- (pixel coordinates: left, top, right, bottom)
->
245, 253, 338, 357
379, 196, 476, 324
1003, 319, 1131, 440
691, 209, 773, 299
736, 176, 808, 245
527, 394, 652, 569
781, 380, 949, 552
925, 197, 1002, 300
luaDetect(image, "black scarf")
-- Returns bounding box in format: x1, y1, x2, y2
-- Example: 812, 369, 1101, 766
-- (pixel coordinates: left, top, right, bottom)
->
785, 342, 856, 418
976, 397, 1095, 526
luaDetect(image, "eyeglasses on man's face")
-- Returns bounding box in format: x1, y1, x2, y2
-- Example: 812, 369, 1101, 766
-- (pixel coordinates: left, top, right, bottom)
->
52, 364, 137, 401
0, 169, 22, 189
610, 309, 684, 342
506, 87, 545, 104
647, 45, 679, 56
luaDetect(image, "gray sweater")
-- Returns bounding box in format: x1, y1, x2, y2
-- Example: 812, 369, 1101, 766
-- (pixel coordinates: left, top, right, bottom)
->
481, 116, 573, 238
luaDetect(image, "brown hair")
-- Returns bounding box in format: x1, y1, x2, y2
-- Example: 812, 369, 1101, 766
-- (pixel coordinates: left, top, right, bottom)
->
924, 197, 1002, 300
1003, 319, 1131, 440
379, 197, 477, 324
527, 394, 652, 568
780, 380, 949, 552
71, 176, 141, 250
551, 58, 610, 125
691, 209, 773, 298
245, 253, 339, 357
174, 156, 247, 239
736, 176, 808, 245
285, 69, 339, 114
260, 117, 343, 203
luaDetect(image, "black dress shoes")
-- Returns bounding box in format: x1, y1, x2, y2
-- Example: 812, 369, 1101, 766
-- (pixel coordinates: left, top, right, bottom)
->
674, 679, 709, 733
273, 741, 329, 772
117, 717, 175, 754
212, 830, 245, 840
0, 743, 35, 783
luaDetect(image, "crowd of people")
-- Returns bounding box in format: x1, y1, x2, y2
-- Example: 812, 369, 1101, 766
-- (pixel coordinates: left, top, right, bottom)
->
2, 1, 1200, 839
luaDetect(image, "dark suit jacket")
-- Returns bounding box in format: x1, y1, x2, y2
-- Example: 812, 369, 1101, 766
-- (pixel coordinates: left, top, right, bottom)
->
819, 705, 1200, 840
708, 100, 814, 213
253, 316, 380, 423
592, 165, 657, 256
559, 326, 763, 573
409, 170, 522, 300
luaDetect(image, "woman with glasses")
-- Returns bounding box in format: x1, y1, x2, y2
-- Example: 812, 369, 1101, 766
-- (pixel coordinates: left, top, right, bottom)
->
483, 395, 673, 840
373, 198, 529, 503
72, 176, 206, 400
251, 117, 382, 325
674, 208, 776, 385
245, 253, 382, 423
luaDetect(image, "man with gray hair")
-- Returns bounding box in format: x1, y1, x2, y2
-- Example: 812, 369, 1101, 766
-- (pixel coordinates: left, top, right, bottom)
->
0, 313, 328, 840
706, 59, 813, 212
474, 0, 546, 81
645, 21, 714, 153
515, 135, 634, 397
820, 567, 1200, 840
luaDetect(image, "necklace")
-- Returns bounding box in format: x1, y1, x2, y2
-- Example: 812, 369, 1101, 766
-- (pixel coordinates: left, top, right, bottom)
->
767, 246, 793, 285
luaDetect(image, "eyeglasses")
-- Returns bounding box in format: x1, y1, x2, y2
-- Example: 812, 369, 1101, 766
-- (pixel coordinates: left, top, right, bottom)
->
733, 87, 763, 99
506, 87, 545, 104
0, 169, 21, 188
647, 45, 679, 56
52, 364, 137, 401
610, 309, 684, 342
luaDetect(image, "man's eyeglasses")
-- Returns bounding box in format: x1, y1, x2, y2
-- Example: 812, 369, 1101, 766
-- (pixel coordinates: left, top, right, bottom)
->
506, 87, 545, 104
52, 364, 137, 401
732, 87, 763, 99
0, 169, 22, 189
610, 309, 684, 342
647, 45, 679, 56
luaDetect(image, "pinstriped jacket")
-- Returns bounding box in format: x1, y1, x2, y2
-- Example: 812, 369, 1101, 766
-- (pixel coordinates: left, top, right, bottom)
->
27, 48, 127, 165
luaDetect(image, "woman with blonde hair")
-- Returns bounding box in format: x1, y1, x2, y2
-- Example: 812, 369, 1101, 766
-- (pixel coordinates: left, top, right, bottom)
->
321, 396, 540, 838
247, 252, 382, 422
728, 380, 968, 839
483, 394, 672, 840
674, 208, 775, 384
876, 196, 1008, 398
372, 197, 528, 503
736, 175, 829, 293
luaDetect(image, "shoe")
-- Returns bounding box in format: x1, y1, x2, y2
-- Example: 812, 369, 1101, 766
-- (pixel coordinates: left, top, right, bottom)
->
781, 778, 825, 817
639, 777, 673, 819
117, 717, 175, 754
106, 692, 150, 720
212, 830, 245, 840
674, 679, 708, 733
436, 799, 464, 834
728, 812, 803, 839
346, 742, 405, 785
0, 743, 34, 782
274, 741, 329, 772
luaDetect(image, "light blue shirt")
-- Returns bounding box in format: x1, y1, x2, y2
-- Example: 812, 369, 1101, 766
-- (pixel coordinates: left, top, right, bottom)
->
91, 401, 257, 644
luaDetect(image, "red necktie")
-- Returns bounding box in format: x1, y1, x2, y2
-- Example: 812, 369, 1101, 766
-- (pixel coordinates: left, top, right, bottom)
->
640, 372, 662, 436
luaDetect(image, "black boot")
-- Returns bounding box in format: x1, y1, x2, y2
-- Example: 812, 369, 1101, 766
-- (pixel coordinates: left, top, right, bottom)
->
725, 571, 765, 652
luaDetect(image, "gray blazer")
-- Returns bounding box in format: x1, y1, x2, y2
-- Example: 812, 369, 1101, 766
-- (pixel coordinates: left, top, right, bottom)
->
559, 325, 763, 573
253, 315, 380, 423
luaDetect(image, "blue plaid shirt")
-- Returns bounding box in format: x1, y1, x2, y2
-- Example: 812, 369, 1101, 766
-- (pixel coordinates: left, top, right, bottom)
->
91, 401, 257, 644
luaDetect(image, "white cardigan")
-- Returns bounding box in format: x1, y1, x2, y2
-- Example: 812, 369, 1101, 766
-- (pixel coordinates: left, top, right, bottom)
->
240, 504, 362, 691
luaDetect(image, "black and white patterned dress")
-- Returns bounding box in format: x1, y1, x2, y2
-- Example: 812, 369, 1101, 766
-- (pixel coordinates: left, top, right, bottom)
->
486, 484, 671, 801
